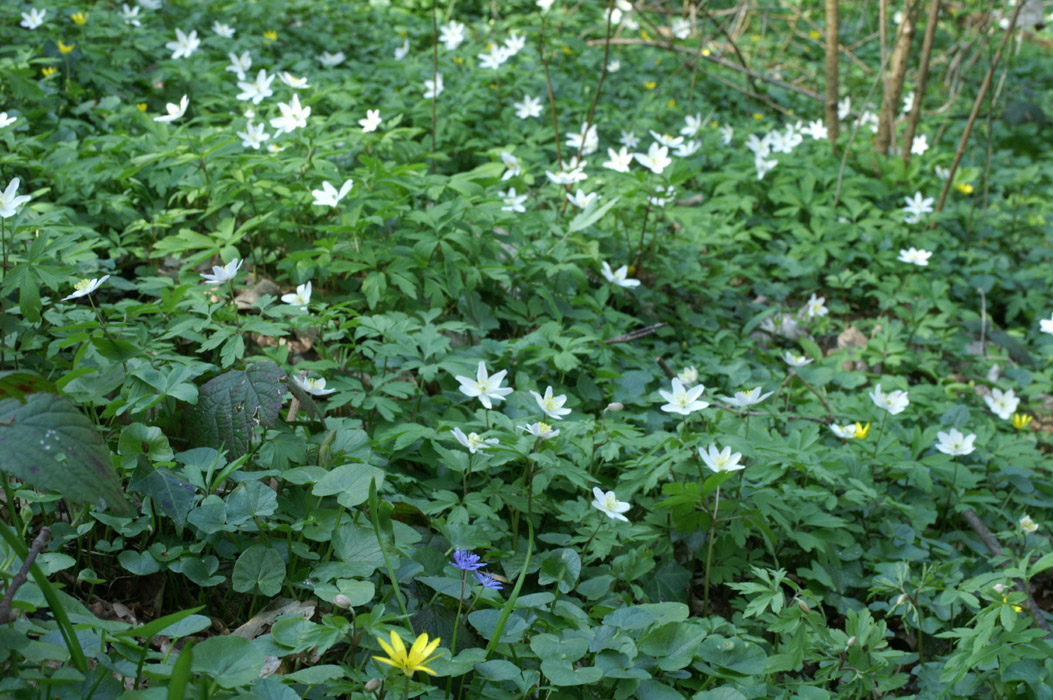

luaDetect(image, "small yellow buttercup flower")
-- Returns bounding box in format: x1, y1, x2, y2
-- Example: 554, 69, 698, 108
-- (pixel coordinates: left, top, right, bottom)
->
955, 183, 974, 195
809, 29, 822, 39
373, 631, 443, 678
486, 42, 494, 51
263, 30, 277, 41
853, 422, 870, 439
655, 58, 661, 66
701, 48, 711, 56
70, 11, 88, 25
42, 67, 58, 77
1001, 593, 1023, 613
666, 99, 677, 108
643, 81, 656, 91
751, 34, 762, 42
453, 56, 464, 65
752, 112, 764, 121
137, 103, 147, 112
1011, 413, 1032, 429
561, 45, 572, 55
641, 29, 651, 41
58, 40, 76, 55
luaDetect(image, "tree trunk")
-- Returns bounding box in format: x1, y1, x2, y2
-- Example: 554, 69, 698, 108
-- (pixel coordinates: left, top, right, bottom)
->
824, 0, 840, 150
874, 0, 921, 155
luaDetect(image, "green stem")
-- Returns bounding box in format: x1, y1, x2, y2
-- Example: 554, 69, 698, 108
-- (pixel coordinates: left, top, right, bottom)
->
703, 485, 721, 616
445, 573, 466, 697
871, 412, 889, 458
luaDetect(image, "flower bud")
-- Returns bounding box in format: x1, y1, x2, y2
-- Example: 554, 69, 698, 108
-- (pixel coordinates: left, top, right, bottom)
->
606, 402, 624, 412
796, 599, 812, 615
993, 583, 1007, 594
333, 594, 352, 609
896, 593, 909, 605
364, 678, 382, 693
846, 635, 856, 649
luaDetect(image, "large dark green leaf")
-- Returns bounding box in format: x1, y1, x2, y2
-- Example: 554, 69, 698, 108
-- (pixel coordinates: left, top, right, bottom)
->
183, 362, 286, 458
129, 457, 197, 527
0, 393, 129, 514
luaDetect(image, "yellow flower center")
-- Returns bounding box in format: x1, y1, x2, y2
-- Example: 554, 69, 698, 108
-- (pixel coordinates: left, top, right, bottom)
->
537, 422, 551, 434
263, 30, 277, 40
137, 103, 147, 112
643, 81, 657, 90
74, 279, 92, 292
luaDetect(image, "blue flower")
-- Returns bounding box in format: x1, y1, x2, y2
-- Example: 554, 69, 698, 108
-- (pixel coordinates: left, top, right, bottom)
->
450, 548, 485, 572
474, 570, 503, 590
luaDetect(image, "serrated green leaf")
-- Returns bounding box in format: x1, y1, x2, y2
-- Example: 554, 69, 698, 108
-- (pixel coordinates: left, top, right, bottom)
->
183, 362, 287, 458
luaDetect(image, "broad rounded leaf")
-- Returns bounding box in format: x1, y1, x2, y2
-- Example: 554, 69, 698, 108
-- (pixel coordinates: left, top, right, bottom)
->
191, 635, 265, 688
232, 545, 285, 596
0, 394, 129, 513
183, 362, 286, 458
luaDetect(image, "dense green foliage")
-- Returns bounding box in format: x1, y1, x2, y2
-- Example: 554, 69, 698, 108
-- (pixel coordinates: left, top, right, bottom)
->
1, 1, 1052, 699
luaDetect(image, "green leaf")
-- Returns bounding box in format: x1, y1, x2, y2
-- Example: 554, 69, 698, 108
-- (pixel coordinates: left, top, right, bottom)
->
232, 545, 285, 596
319, 428, 372, 468
639, 622, 705, 671
696, 636, 767, 678
0, 371, 58, 403
568, 196, 619, 233
183, 362, 287, 458
0, 393, 129, 514
191, 635, 266, 689
540, 660, 603, 686
115, 606, 205, 639
313, 464, 387, 508
129, 457, 197, 528
168, 641, 193, 700
118, 550, 161, 575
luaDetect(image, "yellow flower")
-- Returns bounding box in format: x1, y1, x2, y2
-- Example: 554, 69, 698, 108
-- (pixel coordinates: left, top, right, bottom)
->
955, 183, 974, 195
655, 58, 661, 66
641, 29, 651, 41
853, 422, 870, 439
751, 34, 762, 42
643, 81, 656, 91
42, 67, 58, 78
373, 631, 443, 677
489, 82, 497, 89
752, 112, 764, 121
263, 30, 277, 41
1011, 413, 1032, 429
666, 99, 677, 108
58, 40, 76, 55
1001, 594, 1022, 613
701, 48, 711, 56
561, 45, 572, 55
137, 103, 147, 112
453, 56, 464, 65
486, 42, 495, 51
70, 11, 88, 25
809, 29, 822, 39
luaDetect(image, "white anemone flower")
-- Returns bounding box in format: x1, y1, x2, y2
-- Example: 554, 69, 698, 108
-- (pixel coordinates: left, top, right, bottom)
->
165, 28, 200, 60
591, 487, 630, 522
295, 375, 336, 396
720, 387, 773, 408
451, 426, 498, 454
934, 428, 977, 456
600, 261, 640, 289
983, 388, 1019, 420
659, 378, 709, 415
530, 386, 572, 420
311, 180, 353, 207
200, 258, 242, 285
61, 275, 110, 301
153, 94, 189, 123
699, 444, 745, 473
870, 384, 910, 415
281, 281, 312, 307
454, 361, 513, 409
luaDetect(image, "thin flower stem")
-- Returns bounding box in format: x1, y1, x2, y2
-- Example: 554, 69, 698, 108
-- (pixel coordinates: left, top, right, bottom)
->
227, 280, 242, 335
0, 217, 6, 369
581, 518, 604, 554
446, 573, 466, 697
871, 412, 888, 458
538, 14, 562, 168
944, 458, 959, 512
703, 485, 721, 615
430, 0, 439, 170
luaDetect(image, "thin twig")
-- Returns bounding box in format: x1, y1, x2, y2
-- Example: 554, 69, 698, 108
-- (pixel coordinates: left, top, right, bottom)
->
902, 0, 941, 167
833, 48, 891, 208
962, 509, 1052, 638
0, 527, 50, 624
978, 287, 988, 359
605, 322, 669, 344
539, 14, 563, 168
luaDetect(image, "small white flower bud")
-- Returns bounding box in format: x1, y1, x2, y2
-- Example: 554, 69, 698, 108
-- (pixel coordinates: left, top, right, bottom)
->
606, 402, 624, 412
896, 593, 909, 605
364, 678, 382, 693
993, 583, 1007, 594
333, 594, 352, 609
846, 635, 857, 649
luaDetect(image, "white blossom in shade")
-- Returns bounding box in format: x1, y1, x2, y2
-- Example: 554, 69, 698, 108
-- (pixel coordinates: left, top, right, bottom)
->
454, 360, 513, 409
567, 189, 599, 209
394, 38, 410, 61
122, 4, 141, 26
500, 188, 527, 214
530, 386, 572, 420
801, 119, 827, 140
804, 293, 828, 318
295, 375, 336, 396
0, 178, 32, 219
902, 192, 934, 224
500, 151, 521, 180
61, 275, 110, 301
755, 154, 778, 180
902, 90, 914, 113
634, 142, 671, 174
659, 378, 709, 415
281, 281, 311, 307
270, 94, 310, 133
699, 444, 745, 473
0, 113, 16, 129
619, 130, 640, 149
898, 247, 933, 266
226, 51, 251, 80
671, 17, 692, 39
911, 134, 929, 156
423, 74, 444, 99
719, 124, 734, 145
359, 109, 382, 132
520, 421, 559, 440
1019, 514, 1039, 534
934, 165, 950, 180
450, 426, 498, 454
439, 20, 466, 50
600, 261, 640, 289
745, 133, 771, 157
869, 384, 910, 415
720, 387, 773, 408
648, 184, 675, 207
983, 388, 1019, 420
1039, 313, 1053, 335
650, 130, 683, 149
478, 44, 512, 70
268, 144, 284, 154
21, 8, 47, 29
503, 32, 526, 55
139, 0, 161, 9
602, 146, 633, 173
278, 72, 310, 89
769, 130, 793, 154
591, 487, 630, 522
830, 424, 857, 439
677, 366, 698, 387
782, 351, 813, 368
154, 94, 189, 123
545, 157, 587, 185
537, 0, 556, 12
859, 110, 879, 133
237, 69, 275, 105
934, 428, 977, 456
237, 121, 270, 150
674, 140, 701, 157
513, 95, 543, 119
212, 21, 235, 37
838, 97, 851, 121
606, 59, 620, 72
311, 180, 353, 208
200, 258, 242, 285
318, 51, 346, 67
681, 113, 704, 137
566, 122, 599, 156
165, 28, 200, 60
